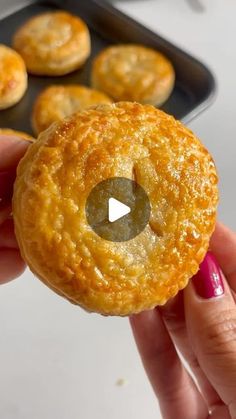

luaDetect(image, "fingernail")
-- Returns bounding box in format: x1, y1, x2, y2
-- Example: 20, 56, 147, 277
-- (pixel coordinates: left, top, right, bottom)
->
192, 252, 224, 299
0, 169, 16, 207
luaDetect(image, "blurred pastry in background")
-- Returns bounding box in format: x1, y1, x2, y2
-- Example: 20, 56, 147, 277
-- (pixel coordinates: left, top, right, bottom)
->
0, 128, 34, 141
91, 44, 175, 106
13, 11, 91, 76
0, 44, 27, 110
32, 84, 112, 134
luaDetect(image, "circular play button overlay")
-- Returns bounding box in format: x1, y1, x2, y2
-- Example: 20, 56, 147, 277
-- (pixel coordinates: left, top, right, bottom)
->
85, 177, 151, 242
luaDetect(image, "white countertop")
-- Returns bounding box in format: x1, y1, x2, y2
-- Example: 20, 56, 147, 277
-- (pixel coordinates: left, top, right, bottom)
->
0, 1, 235, 419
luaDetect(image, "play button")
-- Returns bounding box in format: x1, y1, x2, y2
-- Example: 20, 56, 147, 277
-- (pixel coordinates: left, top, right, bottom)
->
85, 177, 151, 242
108, 198, 131, 222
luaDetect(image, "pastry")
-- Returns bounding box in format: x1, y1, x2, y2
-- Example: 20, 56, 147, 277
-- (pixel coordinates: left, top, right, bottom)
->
91, 44, 175, 106
32, 84, 112, 135
13, 11, 91, 76
0, 128, 34, 142
0, 44, 27, 110
13, 102, 218, 316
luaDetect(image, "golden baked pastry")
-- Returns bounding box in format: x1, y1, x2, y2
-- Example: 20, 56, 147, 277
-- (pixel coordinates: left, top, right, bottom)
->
13, 102, 218, 316
13, 11, 91, 76
91, 44, 175, 106
0, 44, 27, 110
32, 84, 112, 135
0, 128, 34, 142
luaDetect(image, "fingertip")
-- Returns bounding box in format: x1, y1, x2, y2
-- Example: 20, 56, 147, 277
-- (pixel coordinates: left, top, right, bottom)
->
209, 222, 236, 276
0, 135, 29, 171
0, 168, 16, 205
129, 309, 155, 327
0, 218, 19, 248
210, 221, 236, 248
0, 249, 26, 284
183, 278, 200, 304
129, 311, 146, 332
0, 203, 12, 224
0, 134, 29, 144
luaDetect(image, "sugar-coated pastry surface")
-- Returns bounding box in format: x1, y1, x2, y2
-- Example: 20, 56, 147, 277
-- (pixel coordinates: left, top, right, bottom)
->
13, 11, 91, 76
0, 44, 27, 110
0, 128, 34, 142
13, 102, 218, 316
91, 44, 175, 106
32, 85, 112, 134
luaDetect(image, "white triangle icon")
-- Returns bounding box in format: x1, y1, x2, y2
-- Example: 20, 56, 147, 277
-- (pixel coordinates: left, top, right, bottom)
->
108, 197, 131, 223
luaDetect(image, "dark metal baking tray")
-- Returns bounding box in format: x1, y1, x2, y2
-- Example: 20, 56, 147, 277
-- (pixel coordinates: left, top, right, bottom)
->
0, 0, 216, 134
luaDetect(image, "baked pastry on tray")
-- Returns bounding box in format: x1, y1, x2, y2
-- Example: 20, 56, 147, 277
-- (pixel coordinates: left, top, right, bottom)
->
13, 102, 218, 316
32, 84, 112, 135
91, 44, 175, 106
0, 44, 27, 110
13, 11, 91, 76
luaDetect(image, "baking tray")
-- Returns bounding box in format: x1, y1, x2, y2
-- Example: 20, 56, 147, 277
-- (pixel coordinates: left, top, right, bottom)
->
0, 0, 216, 135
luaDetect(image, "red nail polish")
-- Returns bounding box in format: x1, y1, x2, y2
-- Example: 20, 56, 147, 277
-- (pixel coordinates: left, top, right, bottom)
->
0, 169, 16, 207
192, 252, 224, 299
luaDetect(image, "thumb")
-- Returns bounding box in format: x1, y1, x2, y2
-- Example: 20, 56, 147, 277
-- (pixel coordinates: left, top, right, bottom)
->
184, 252, 236, 417
0, 135, 29, 207
0, 135, 29, 171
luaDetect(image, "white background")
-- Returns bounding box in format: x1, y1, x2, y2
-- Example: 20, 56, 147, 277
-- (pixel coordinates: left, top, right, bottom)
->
0, 1, 236, 418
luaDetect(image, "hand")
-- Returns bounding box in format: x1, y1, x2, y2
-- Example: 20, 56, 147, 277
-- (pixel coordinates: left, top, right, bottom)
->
0, 135, 29, 284
130, 222, 236, 419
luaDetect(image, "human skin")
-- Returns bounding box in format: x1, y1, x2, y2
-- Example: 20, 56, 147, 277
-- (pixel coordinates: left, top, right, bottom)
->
0, 135, 29, 284
130, 223, 236, 418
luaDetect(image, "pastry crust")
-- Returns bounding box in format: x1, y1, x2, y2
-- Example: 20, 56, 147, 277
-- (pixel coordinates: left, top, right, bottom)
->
0, 44, 27, 110
13, 102, 218, 316
91, 44, 175, 106
32, 84, 112, 135
13, 11, 91, 76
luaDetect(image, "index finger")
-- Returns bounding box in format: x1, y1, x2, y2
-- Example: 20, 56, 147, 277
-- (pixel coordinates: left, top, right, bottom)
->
130, 310, 208, 419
